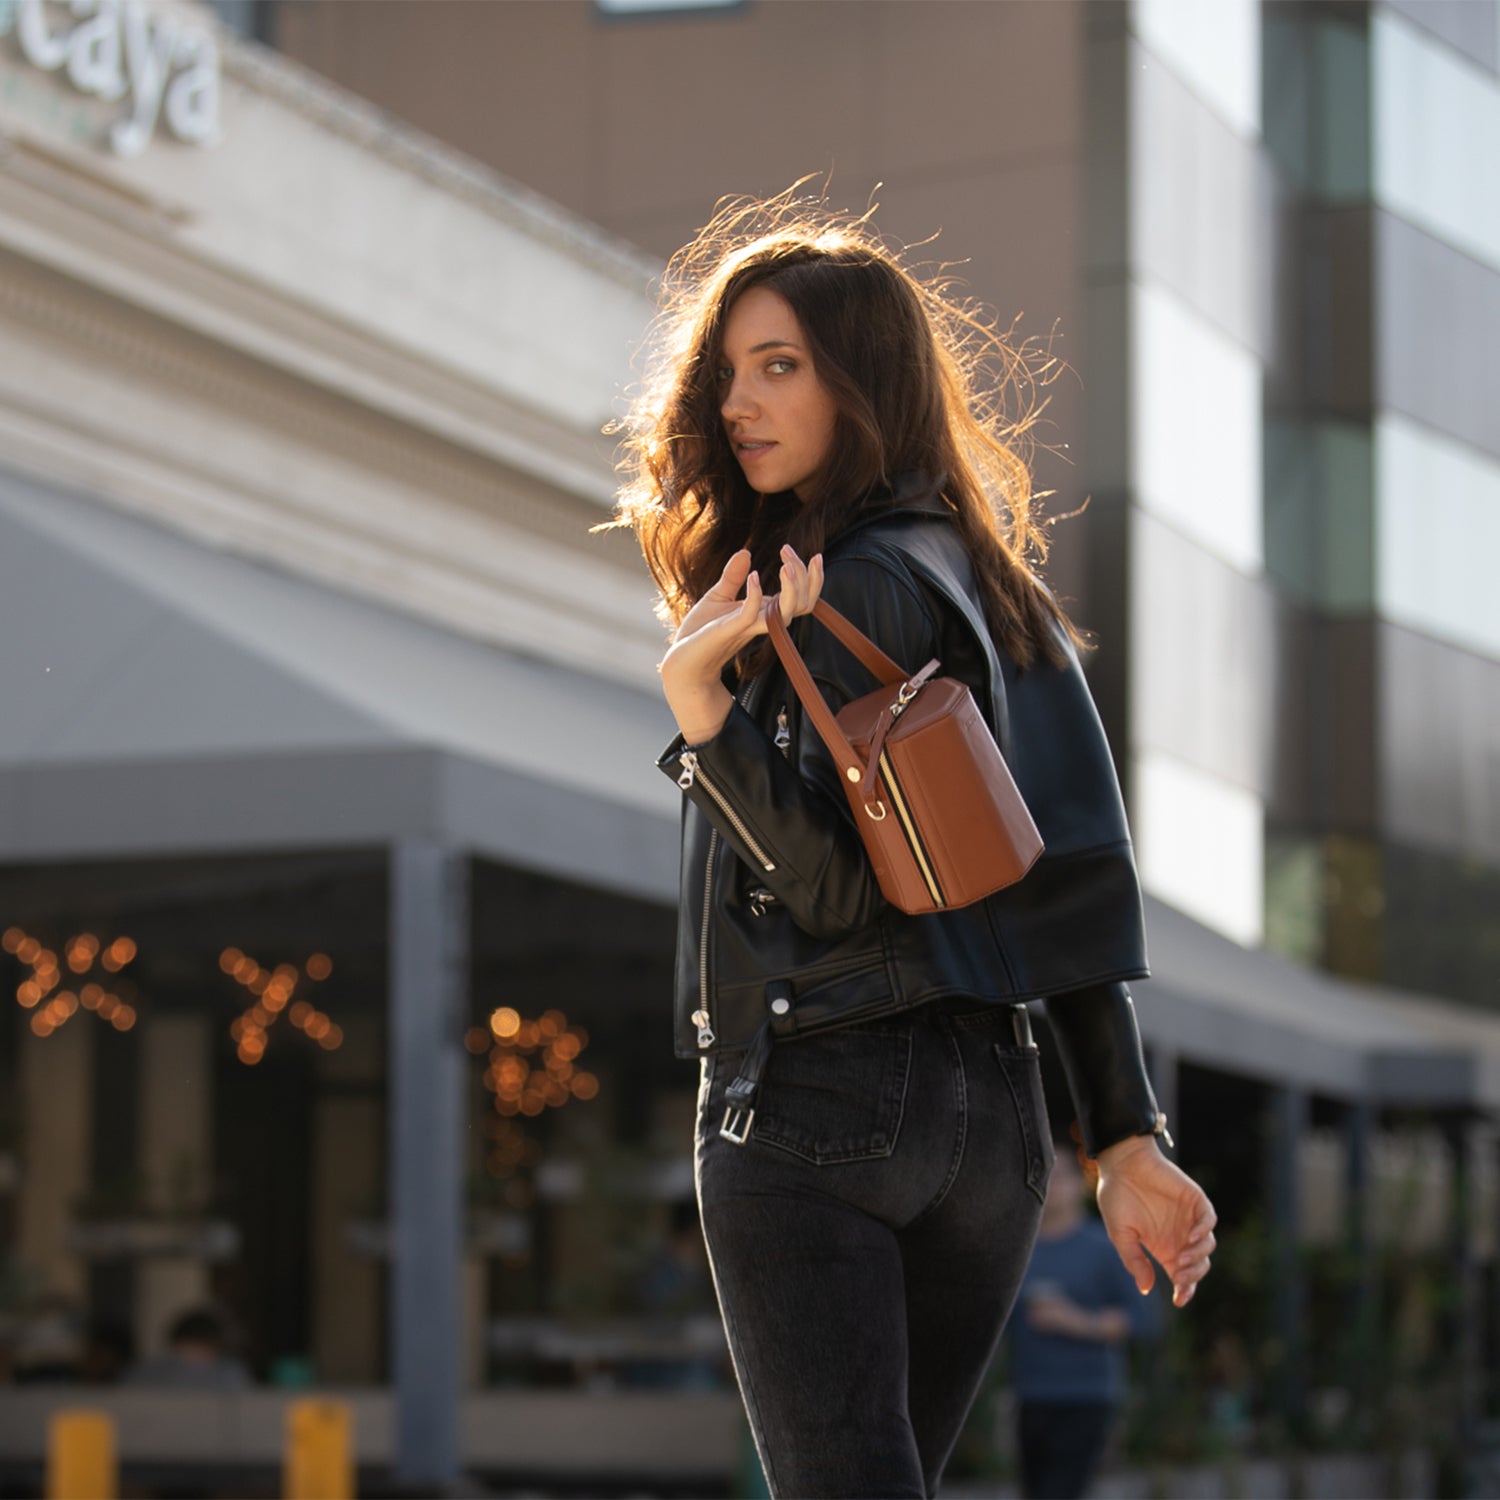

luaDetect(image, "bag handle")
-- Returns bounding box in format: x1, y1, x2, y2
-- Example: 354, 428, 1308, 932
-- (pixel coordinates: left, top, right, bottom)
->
765, 601, 915, 793
800, 600, 908, 687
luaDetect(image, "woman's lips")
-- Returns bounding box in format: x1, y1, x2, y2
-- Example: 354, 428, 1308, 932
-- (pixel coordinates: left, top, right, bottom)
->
736, 439, 775, 460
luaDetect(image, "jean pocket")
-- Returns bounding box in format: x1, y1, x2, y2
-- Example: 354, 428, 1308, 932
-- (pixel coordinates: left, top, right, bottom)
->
751, 1025, 913, 1165
994, 1045, 1054, 1205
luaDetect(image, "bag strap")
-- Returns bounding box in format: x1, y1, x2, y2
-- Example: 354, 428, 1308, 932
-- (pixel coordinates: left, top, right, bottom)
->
803, 600, 908, 687
765, 601, 907, 791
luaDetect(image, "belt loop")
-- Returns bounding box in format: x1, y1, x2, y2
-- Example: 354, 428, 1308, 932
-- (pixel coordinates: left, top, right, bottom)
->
1012, 1003, 1034, 1050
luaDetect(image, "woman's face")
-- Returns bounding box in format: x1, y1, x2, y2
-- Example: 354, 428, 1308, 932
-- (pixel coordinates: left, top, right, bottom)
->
718, 285, 839, 502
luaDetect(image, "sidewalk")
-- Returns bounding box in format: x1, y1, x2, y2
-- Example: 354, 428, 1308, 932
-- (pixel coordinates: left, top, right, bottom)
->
941, 1450, 1436, 1499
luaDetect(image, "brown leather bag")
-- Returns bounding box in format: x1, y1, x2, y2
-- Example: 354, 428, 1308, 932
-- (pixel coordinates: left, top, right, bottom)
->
766, 600, 1043, 915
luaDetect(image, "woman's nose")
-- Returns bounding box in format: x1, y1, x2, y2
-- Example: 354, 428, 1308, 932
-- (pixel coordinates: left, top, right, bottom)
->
720, 375, 754, 424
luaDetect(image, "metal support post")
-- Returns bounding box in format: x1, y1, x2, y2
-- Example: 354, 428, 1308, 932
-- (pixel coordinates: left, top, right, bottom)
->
1442, 1113, 1481, 1474
1268, 1083, 1308, 1434
1343, 1098, 1376, 1428
389, 841, 468, 1489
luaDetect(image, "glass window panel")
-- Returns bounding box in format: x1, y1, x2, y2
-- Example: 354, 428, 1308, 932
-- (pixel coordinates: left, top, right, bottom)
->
1135, 749, 1266, 947
1132, 281, 1264, 575
1375, 414, 1500, 659
1135, 0, 1260, 139
1374, 10, 1500, 273
1264, 419, 1375, 613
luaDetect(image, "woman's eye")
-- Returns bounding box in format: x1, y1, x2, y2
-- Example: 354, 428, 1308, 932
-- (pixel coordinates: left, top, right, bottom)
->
715, 367, 732, 383
767, 358, 795, 375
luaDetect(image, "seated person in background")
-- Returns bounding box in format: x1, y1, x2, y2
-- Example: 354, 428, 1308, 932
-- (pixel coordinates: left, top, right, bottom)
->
124, 1304, 252, 1389
11, 1295, 85, 1384
1009, 1145, 1159, 1499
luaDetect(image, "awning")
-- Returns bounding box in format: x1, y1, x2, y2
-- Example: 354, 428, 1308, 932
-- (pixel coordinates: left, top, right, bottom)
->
1136, 896, 1500, 1110
0, 465, 681, 899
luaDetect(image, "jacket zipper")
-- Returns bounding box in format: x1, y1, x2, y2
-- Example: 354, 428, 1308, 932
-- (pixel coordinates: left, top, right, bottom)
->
691, 829, 719, 1048
774, 705, 791, 756
676, 754, 777, 873
878, 747, 946, 907
747, 886, 778, 917
682, 680, 766, 1050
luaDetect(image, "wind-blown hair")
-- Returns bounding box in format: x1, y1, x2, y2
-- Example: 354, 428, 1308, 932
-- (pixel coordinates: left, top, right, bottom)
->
607, 184, 1089, 673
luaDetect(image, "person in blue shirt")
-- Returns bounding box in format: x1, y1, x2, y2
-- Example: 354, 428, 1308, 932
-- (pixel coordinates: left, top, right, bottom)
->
1010, 1143, 1158, 1498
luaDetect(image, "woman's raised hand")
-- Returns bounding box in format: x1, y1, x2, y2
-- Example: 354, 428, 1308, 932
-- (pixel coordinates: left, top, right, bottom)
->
660, 545, 824, 746
1092, 1136, 1217, 1309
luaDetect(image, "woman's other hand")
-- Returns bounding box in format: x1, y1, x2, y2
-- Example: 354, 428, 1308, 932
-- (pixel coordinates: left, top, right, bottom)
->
660, 545, 823, 745
1092, 1136, 1217, 1309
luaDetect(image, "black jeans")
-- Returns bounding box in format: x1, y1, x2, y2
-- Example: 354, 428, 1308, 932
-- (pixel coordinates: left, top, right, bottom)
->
694, 997, 1055, 1499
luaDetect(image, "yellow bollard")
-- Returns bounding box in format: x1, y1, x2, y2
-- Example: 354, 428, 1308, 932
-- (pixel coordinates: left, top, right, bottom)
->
46, 1410, 117, 1500
283, 1398, 355, 1500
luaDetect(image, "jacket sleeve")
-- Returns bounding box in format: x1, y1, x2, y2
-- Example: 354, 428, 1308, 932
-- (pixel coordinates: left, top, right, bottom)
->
655, 554, 944, 940
1043, 981, 1163, 1157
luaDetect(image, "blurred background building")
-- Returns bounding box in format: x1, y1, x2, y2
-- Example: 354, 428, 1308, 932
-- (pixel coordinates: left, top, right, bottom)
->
0, 0, 1497, 1494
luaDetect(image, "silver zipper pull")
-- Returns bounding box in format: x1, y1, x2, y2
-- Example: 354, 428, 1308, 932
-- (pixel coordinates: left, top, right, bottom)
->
677, 750, 698, 789
691, 1009, 716, 1048
774, 707, 791, 755
748, 886, 777, 917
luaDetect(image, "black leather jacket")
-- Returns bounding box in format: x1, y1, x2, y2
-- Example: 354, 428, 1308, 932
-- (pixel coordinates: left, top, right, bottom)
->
656, 477, 1162, 1155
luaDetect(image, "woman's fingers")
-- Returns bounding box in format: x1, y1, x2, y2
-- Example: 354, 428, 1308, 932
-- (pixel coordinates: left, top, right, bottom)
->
716, 548, 754, 599
1105, 1225, 1158, 1299
805, 551, 825, 613
771, 545, 824, 623
743, 567, 762, 622
1173, 1252, 1212, 1302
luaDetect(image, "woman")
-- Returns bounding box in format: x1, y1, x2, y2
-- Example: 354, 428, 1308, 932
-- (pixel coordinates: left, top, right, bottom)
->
611, 191, 1216, 1500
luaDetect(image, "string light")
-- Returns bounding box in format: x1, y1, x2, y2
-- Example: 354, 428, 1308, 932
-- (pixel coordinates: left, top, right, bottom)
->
6, 924, 344, 1065
473, 1007, 599, 1131
218, 945, 341, 1064
7, 926, 139, 1034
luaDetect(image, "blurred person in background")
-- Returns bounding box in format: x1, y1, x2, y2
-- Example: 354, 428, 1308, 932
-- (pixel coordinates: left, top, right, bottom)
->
1010, 1145, 1157, 1498
11, 1294, 85, 1384
610, 184, 1217, 1499
80, 1317, 135, 1384
124, 1303, 252, 1390
623, 1198, 725, 1391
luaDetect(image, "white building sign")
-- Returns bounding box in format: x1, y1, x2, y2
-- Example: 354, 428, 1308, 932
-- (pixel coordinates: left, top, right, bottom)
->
0, 0, 221, 157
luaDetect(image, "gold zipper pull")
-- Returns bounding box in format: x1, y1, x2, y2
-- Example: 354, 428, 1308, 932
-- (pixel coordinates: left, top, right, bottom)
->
691, 1009, 716, 1048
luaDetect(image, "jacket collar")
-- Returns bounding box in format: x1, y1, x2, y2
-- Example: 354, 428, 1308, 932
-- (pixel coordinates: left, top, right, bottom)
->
829, 470, 951, 547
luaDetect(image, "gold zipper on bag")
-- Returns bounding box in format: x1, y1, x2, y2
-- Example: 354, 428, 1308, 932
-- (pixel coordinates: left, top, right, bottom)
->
878, 748, 945, 907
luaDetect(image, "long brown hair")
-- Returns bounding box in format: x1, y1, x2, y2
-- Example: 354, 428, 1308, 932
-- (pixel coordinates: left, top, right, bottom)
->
606, 184, 1089, 674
